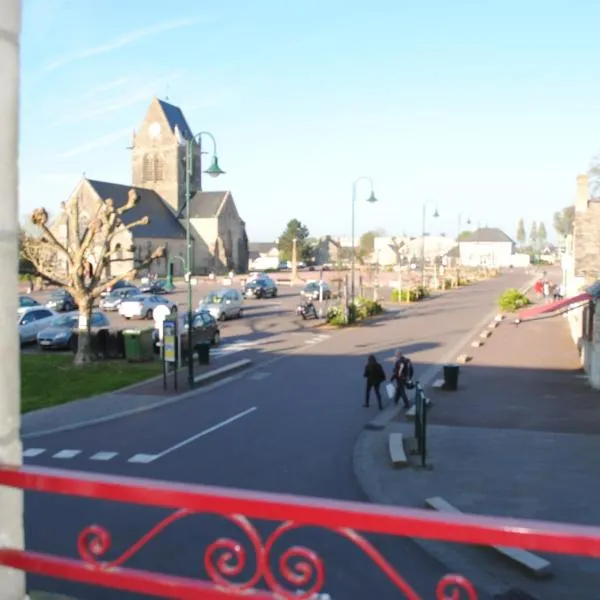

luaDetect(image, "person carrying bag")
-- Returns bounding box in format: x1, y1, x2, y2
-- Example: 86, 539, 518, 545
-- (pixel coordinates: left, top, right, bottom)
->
363, 355, 386, 410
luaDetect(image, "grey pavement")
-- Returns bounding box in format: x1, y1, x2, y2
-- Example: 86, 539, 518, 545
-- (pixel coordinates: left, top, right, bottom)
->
355, 296, 599, 599
23, 270, 530, 599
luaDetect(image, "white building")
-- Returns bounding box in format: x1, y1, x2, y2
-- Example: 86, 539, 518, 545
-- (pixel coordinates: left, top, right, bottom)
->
459, 228, 529, 268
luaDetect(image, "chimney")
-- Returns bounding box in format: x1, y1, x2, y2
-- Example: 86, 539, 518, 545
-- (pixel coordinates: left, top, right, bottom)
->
575, 174, 589, 213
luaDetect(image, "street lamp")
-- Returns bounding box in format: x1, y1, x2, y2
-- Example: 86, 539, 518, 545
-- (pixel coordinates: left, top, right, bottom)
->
351, 177, 377, 313
184, 131, 225, 388
420, 202, 439, 288
456, 213, 471, 284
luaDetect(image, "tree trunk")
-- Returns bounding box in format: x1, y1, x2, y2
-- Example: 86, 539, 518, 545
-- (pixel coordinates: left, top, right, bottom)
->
74, 298, 95, 365
0, 1, 26, 598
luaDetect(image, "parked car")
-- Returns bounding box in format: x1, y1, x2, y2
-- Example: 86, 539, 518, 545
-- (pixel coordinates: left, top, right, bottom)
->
100, 279, 137, 298
99, 287, 140, 311
244, 277, 278, 299
301, 281, 332, 300
46, 289, 77, 312
119, 294, 176, 320
36, 311, 109, 351
198, 289, 243, 321
18, 306, 57, 344
18, 295, 40, 316
139, 280, 173, 294
153, 310, 221, 354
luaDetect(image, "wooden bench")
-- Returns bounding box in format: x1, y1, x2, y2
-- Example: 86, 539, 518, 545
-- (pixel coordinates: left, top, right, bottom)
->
424, 496, 552, 578
388, 433, 409, 467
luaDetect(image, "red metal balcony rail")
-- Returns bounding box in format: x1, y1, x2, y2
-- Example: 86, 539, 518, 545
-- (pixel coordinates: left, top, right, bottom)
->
1, 464, 600, 599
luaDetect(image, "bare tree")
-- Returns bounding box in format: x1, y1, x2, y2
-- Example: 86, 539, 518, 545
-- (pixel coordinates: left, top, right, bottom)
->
21, 189, 165, 365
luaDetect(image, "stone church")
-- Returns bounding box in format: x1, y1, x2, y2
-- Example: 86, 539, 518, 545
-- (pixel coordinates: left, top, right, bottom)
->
53, 97, 249, 277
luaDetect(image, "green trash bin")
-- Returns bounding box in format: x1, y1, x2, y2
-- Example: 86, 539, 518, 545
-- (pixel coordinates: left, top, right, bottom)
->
196, 342, 210, 366
123, 329, 154, 362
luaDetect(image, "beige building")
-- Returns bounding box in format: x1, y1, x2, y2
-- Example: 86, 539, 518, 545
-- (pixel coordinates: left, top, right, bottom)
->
52, 97, 249, 276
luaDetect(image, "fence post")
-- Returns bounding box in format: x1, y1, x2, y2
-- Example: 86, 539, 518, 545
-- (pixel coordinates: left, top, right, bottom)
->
0, 2, 26, 598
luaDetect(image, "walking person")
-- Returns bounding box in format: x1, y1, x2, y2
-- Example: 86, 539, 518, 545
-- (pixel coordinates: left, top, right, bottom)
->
363, 355, 385, 409
391, 350, 413, 410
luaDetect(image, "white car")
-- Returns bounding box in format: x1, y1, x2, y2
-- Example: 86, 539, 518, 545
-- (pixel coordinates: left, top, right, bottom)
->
18, 295, 41, 316
118, 294, 176, 320
18, 306, 57, 344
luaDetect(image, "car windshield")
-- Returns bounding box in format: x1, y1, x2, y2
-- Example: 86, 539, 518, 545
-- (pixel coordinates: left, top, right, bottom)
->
127, 296, 146, 303
50, 315, 78, 328
50, 290, 67, 298
202, 293, 224, 304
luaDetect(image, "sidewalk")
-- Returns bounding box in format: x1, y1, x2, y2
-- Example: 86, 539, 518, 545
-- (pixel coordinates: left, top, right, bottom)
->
22, 355, 252, 439
354, 311, 600, 599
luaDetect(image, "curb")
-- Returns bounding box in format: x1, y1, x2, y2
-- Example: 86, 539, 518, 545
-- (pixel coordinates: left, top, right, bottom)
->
22, 359, 253, 440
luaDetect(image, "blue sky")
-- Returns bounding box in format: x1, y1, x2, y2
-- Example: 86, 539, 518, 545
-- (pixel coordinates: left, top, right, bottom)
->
20, 0, 600, 243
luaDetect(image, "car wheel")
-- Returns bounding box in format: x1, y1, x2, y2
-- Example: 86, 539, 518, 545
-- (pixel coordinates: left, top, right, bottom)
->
145, 309, 153, 319
219, 312, 226, 322
273, 288, 278, 297
237, 309, 243, 319
212, 331, 221, 346
69, 336, 77, 353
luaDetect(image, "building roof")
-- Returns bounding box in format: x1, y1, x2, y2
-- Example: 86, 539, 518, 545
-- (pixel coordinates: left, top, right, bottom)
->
248, 242, 277, 254
157, 99, 193, 140
86, 179, 185, 239
187, 191, 229, 219
462, 227, 514, 243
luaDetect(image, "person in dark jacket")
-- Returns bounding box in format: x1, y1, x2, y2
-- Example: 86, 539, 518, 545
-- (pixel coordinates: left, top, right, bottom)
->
363, 354, 386, 409
391, 349, 411, 409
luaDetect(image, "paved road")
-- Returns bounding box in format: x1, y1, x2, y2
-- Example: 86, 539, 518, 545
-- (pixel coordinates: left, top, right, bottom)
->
23, 271, 530, 599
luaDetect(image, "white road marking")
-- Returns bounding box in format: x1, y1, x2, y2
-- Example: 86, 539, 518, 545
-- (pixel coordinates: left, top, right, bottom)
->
128, 407, 258, 464
128, 453, 157, 464
23, 448, 45, 457
211, 339, 261, 358
249, 371, 270, 381
90, 451, 118, 461
52, 449, 81, 459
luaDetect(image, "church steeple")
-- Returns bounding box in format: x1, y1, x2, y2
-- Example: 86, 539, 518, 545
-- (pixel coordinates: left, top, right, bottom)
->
130, 97, 198, 213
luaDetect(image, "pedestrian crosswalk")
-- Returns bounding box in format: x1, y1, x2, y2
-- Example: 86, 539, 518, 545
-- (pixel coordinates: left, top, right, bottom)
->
23, 447, 136, 463
210, 338, 262, 358
303, 333, 330, 345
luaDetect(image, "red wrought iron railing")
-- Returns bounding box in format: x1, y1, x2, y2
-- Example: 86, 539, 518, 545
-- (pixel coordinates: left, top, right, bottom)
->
1, 464, 600, 599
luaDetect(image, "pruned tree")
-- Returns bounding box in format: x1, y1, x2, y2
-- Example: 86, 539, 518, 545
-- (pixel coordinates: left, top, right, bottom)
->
21, 189, 165, 365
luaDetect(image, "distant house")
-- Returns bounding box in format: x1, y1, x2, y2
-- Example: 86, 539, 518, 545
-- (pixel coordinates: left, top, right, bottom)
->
313, 236, 341, 265
248, 243, 279, 270
459, 228, 526, 268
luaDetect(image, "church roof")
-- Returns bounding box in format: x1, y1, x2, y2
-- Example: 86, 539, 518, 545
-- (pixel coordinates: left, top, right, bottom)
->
157, 99, 193, 140
187, 191, 228, 218
87, 179, 186, 239
461, 227, 514, 243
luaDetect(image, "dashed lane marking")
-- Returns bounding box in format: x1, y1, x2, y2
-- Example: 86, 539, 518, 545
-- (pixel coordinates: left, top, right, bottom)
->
53, 449, 81, 459
90, 451, 119, 461
23, 448, 45, 458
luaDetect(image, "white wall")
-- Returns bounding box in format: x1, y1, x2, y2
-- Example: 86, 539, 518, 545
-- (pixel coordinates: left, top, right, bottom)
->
459, 241, 514, 267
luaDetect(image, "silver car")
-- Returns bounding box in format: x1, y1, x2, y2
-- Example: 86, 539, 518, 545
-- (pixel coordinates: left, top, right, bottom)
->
99, 287, 140, 311
198, 289, 243, 321
18, 306, 57, 344
119, 294, 176, 320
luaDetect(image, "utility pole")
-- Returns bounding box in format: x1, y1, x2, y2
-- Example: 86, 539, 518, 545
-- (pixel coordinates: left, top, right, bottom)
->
0, 1, 26, 598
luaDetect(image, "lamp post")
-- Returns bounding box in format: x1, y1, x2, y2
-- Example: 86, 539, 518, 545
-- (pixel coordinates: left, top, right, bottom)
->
420, 202, 439, 288
185, 131, 225, 388
351, 177, 377, 314
291, 237, 298, 281
456, 213, 471, 284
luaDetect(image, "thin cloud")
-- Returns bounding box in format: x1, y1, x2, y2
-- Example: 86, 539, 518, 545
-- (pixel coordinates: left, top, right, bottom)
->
44, 18, 198, 71
52, 71, 185, 126
55, 128, 131, 159
89, 77, 130, 95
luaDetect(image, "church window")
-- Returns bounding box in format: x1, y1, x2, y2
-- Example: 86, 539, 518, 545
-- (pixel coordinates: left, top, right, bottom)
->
142, 153, 165, 182
114, 243, 123, 261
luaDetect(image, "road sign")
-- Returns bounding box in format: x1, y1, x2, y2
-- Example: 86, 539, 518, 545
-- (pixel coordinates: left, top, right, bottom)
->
162, 319, 177, 364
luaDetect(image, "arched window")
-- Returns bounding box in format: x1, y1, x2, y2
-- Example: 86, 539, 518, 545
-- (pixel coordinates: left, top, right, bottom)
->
142, 153, 165, 182
114, 243, 123, 261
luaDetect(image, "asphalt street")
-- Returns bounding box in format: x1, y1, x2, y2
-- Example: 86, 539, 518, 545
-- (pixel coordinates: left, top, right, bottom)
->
23, 271, 530, 599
